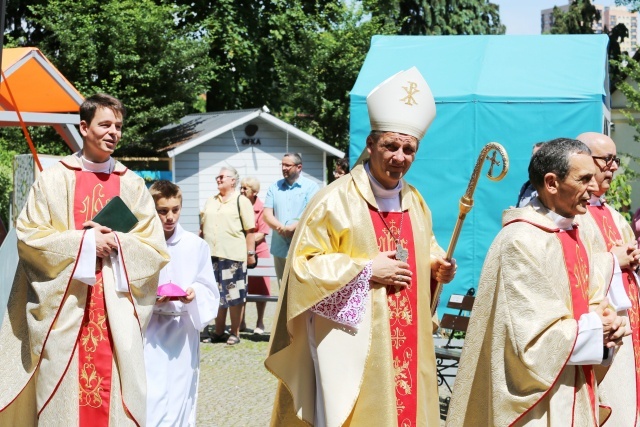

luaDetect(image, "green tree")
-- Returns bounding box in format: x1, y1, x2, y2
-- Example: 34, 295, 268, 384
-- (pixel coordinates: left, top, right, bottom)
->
364, 0, 505, 36
30, 0, 214, 153
270, 2, 396, 152
549, 0, 601, 34
612, 54, 640, 199
615, 0, 640, 12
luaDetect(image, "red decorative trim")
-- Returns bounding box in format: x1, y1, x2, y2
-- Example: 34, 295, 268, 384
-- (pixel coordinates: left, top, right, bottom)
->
508, 331, 579, 426
0, 229, 88, 414
60, 159, 82, 171
503, 218, 560, 233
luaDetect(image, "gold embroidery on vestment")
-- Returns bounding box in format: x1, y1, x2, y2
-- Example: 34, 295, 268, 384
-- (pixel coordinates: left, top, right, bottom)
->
574, 244, 589, 301
388, 293, 413, 326
80, 183, 113, 222
394, 348, 413, 397
391, 327, 406, 350
601, 215, 619, 247
79, 363, 104, 408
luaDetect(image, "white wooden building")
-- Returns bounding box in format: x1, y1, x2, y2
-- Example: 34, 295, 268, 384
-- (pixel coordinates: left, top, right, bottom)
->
155, 108, 345, 234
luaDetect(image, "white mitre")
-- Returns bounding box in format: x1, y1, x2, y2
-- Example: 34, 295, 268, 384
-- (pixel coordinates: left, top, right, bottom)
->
366, 66, 436, 141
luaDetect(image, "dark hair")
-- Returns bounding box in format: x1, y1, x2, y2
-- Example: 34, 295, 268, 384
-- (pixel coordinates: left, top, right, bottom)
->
80, 93, 126, 124
335, 157, 349, 173
149, 180, 182, 203
528, 138, 591, 191
284, 153, 302, 165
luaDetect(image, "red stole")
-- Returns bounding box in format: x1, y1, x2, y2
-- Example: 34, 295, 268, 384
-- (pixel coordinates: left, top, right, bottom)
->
74, 170, 120, 426
369, 208, 418, 427
589, 204, 640, 421
555, 227, 598, 425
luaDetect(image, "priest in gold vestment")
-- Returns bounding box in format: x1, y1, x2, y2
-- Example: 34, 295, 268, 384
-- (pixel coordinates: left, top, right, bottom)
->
0, 94, 169, 426
447, 138, 629, 427
266, 67, 456, 427
576, 132, 640, 426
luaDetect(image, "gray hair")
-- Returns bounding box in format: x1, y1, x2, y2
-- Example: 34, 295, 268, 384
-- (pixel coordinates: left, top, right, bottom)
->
367, 130, 418, 145
241, 176, 260, 193
528, 138, 591, 192
283, 153, 302, 165
221, 166, 239, 188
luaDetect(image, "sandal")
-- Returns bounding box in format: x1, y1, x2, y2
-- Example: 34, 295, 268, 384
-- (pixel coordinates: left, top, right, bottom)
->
226, 334, 241, 346
253, 327, 264, 335
209, 331, 228, 343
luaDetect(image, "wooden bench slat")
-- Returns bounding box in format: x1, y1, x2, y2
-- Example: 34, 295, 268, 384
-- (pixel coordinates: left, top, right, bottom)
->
446, 295, 475, 311
439, 314, 470, 332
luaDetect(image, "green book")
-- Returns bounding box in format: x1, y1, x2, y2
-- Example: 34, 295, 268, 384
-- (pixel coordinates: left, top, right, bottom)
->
90, 196, 138, 232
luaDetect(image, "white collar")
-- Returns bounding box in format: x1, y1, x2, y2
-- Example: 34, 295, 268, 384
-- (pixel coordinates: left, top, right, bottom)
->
589, 194, 604, 206
530, 197, 574, 230
165, 223, 184, 246
364, 162, 403, 197
81, 155, 114, 173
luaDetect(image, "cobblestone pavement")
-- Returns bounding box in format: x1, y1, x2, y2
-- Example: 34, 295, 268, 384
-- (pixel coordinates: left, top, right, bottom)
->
196, 283, 452, 426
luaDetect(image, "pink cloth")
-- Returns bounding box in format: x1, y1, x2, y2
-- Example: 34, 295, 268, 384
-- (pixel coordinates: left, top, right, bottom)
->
248, 197, 271, 295
310, 261, 372, 329
253, 197, 270, 258
633, 208, 640, 248
157, 282, 188, 298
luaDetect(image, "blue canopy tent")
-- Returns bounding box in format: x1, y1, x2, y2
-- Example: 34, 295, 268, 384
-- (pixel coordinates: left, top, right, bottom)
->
350, 34, 610, 312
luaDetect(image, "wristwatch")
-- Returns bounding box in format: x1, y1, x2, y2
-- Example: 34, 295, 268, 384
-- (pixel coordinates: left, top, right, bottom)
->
247, 250, 257, 256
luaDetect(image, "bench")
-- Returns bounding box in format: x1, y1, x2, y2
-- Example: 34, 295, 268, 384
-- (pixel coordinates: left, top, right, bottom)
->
434, 288, 476, 394
246, 256, 278, 303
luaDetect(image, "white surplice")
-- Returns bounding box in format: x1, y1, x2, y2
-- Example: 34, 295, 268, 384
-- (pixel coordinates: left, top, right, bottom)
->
144, 224, 219, 426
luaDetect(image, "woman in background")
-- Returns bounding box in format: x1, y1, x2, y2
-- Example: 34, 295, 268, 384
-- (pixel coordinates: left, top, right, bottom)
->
240, 176, 270, 334
201, 166, 255, 345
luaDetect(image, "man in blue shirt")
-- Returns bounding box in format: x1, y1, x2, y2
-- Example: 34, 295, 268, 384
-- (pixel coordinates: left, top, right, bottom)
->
264, 153, 319, 282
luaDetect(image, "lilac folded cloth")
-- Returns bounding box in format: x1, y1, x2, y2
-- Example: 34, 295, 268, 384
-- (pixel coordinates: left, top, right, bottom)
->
157, 282, 187, 298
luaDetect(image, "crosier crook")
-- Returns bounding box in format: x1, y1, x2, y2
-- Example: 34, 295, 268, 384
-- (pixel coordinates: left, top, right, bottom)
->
430, 142, 509, 315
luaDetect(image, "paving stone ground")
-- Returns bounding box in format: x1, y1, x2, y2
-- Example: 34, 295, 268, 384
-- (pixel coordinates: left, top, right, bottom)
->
196, 281, 453, 426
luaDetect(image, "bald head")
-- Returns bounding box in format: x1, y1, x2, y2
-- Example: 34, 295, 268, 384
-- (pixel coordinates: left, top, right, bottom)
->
576, 132, 618, 197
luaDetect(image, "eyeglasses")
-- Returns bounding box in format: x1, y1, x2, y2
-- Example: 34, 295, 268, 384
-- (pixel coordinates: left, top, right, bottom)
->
216, 175, 233, 181
281, 163, 299, 169
240, 186, 251, 191
591, 155, 621, 169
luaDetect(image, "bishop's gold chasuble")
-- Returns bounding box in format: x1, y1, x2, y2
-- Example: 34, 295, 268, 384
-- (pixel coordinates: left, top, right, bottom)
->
266, 164, 441, 427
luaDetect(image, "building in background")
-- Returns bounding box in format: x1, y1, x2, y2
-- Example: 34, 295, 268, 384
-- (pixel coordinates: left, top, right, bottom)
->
541, 3, 638, 55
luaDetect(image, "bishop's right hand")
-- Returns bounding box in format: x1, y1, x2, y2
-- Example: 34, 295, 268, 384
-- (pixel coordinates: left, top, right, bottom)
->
371, 250, 412, 287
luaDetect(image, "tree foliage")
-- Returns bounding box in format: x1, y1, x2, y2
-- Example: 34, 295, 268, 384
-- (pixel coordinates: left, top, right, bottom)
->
549, 0, 601, 34
0, 0, 506, 226
30, 0, 214, 153
364, 0, 504, 35
616, 0, 640, 12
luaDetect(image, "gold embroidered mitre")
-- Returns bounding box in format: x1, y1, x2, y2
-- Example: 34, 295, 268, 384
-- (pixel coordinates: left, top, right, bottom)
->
366, 66, 436, 141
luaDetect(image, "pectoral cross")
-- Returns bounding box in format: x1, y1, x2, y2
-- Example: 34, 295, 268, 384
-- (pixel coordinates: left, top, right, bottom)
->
395, 241, 409, 263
